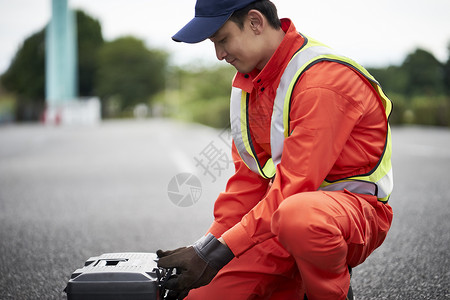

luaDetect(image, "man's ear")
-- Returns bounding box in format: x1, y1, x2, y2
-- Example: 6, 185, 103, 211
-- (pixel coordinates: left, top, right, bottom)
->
247, 9, 265, 35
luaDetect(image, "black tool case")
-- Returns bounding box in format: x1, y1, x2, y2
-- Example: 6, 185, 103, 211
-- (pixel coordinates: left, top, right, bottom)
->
64, 252, 163, 300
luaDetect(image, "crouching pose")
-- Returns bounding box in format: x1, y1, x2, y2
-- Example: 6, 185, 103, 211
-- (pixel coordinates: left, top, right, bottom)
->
158, 1, 394, 299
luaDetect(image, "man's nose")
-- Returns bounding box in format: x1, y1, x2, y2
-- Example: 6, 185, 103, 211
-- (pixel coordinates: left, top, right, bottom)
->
214, 44, 226, 61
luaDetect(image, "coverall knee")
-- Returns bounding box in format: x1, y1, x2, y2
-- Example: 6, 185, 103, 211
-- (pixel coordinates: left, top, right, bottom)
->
272, 190, 392, 300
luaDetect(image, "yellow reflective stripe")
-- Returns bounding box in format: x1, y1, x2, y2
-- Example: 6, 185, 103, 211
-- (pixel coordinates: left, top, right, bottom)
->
283, 82, 292, 137
375, 125, 393, 182
261, 158, 276, 178
239, 92, 275, 179
371, 83, 393, 118
240, 92, 253, 161
303, 36, 329, 49
378, 194, 390, 203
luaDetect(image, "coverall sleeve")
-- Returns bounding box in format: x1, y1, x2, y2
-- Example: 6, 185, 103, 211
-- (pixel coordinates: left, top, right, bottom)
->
222, 75, 369, 256
207, 141, 271, 238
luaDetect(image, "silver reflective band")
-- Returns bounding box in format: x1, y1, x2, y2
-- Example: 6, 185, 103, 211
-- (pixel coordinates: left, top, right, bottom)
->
271, 44, 344, 166
318, 180, 377, 195
375, 167, 394, 199
230, 88, 260, 173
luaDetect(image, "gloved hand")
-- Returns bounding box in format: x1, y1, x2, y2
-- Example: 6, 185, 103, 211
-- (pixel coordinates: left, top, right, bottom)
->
157, 233, 234, 299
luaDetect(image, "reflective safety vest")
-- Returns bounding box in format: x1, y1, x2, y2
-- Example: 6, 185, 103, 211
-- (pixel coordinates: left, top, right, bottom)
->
230, 35, 393, 202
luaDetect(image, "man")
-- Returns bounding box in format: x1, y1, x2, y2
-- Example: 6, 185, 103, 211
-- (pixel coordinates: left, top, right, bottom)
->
157, 0, 394, 299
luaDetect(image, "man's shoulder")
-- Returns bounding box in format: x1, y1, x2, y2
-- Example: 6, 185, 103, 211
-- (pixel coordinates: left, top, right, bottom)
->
292, 60, 378, 113
297, 61, 373, 95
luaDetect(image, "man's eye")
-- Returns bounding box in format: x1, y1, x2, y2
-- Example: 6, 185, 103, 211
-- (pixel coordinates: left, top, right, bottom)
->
219, 38, 227, 44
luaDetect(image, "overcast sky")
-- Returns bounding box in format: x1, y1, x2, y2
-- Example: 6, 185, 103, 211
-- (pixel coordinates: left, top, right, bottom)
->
1, 0, 449, 74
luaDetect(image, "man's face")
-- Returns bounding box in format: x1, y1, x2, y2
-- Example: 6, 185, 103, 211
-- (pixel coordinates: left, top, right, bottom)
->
209, 20, 263, 74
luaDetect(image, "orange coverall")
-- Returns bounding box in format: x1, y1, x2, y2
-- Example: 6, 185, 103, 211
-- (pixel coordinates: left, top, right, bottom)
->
188, 19, 393, 300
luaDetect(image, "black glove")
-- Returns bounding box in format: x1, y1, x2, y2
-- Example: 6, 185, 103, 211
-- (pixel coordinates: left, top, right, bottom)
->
157, 233, 234, 299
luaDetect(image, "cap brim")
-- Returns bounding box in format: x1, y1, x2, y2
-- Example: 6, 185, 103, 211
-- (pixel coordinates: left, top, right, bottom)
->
172, 14, 231, 44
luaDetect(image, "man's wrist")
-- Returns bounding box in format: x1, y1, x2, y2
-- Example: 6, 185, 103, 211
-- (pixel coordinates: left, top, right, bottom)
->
193, 233, 234, 271
218, 237, 227, 245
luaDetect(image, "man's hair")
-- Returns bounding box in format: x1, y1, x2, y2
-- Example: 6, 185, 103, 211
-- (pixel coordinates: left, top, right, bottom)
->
230, 0, 281, 30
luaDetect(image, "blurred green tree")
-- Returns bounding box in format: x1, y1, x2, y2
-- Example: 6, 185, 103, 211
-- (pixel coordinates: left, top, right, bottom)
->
368, 65, 408, 95
0, 10, 104, 120
1, 29, 46, 120
402, 48, 444, 96
76, 10, 104, 97
367, 48, 450, 126
96, 36, 168, 117
368, 48, 445, 97
160, 64, 235, 128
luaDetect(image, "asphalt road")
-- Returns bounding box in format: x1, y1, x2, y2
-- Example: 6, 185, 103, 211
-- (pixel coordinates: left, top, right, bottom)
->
0, 119, 449, 299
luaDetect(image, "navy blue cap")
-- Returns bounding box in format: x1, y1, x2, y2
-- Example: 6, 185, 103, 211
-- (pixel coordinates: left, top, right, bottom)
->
172, 0, 259, 43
